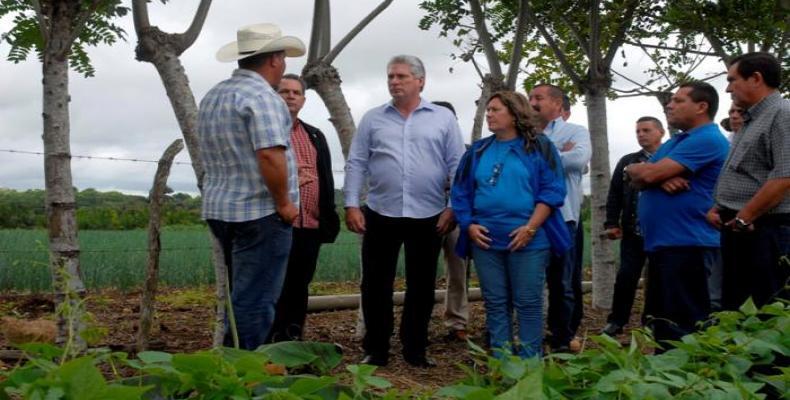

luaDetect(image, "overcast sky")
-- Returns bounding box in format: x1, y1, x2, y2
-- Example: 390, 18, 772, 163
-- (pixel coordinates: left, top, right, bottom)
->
0, 1, 732, 196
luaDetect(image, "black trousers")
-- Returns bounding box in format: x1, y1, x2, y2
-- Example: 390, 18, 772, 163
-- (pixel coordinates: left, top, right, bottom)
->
269, 228, 322, 342
547, 221, 580, 347
720, 211, 790, 310
570, 219, 584, 336
361, 208, 442, 359
606, 233, 647, 326
644, 246, 716, 347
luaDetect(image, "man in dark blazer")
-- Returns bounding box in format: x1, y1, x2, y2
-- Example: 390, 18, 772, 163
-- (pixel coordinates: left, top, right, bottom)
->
269, 73, 340, 342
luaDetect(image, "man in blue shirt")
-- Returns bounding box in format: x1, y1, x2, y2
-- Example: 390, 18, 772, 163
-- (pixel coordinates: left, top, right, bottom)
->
626, 81, 729, 348
344, 55, 466, 367
529, 84, 592, 352
199, 23, 305, 349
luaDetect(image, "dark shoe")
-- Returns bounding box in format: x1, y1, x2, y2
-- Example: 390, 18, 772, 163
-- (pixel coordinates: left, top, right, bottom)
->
550, 344, 571, 353
403, 354, 437, 368
445, 329, 469, 342
602, 322, 623, 336
360, 354, 388, 367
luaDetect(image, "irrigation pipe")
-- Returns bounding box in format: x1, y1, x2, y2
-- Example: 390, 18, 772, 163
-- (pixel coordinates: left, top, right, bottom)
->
306, 279, 644, 312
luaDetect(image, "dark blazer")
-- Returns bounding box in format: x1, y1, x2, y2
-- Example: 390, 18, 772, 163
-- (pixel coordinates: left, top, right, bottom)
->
604, 150, 650, 234
299, 119, 340, 243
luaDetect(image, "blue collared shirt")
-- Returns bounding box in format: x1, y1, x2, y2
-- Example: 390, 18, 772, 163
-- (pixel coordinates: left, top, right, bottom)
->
198, 69, 299, 222
543, 117, 592, 222
638, 122, 729, 251
344, 99, 466, 218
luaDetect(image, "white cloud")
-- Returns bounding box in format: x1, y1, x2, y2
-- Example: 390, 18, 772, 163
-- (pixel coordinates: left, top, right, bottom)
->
0, 0, 734, 196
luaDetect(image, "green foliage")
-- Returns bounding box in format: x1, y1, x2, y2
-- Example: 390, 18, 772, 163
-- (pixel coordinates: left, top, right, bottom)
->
442, 300, 790, 399
3, 301, 787, 398
659, 0, 790, 95
0, 0, 128, 77
1, 342, 390, 400
0, 188, 204, 230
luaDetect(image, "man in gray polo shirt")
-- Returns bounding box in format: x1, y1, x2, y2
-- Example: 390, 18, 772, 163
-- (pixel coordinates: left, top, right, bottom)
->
708, 52, 790, 310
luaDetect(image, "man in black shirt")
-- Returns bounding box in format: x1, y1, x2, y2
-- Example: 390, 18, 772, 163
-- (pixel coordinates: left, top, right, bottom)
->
601, 116, 664, 336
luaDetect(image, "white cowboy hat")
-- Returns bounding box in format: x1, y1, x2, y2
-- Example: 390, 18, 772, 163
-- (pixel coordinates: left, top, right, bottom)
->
216, 23, 305, 62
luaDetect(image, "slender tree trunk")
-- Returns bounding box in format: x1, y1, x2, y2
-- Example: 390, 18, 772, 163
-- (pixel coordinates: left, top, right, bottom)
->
472, 74, 506, 141
136, 28, 204, 186
42, 7, 87, 352
137, 139, 184, 351
303, 60, 356, 159
584, 83, 616, 310
135, 27, 230, 347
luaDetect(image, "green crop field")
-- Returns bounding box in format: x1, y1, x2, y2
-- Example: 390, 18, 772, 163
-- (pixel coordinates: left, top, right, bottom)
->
0, 225, 592, 292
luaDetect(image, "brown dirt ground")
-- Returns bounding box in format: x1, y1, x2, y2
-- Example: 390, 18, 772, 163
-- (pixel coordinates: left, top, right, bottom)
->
0, 279, 645, 393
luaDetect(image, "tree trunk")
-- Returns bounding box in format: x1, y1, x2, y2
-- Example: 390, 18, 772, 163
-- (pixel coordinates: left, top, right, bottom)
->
135, 27, 230, 347
302, 60, 356, 159
584, 83, 616, 310
137, 139, 184, 352
42, 5, 87, 354
472, 74, 506, 141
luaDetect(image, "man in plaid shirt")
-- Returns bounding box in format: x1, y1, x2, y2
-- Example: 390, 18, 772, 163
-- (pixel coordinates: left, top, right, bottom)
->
709, 52, 790, 309
199, 24, 305, 350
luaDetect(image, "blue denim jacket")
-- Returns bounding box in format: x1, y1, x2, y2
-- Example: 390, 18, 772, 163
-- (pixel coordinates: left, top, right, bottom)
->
451, 134, 571, 257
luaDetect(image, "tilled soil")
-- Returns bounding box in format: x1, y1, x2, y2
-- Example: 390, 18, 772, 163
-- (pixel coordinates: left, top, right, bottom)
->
0, 282, 645, 392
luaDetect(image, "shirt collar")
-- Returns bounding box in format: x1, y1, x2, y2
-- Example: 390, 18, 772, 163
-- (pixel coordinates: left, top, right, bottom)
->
677, 122, 716, 137
544, 116, 566, 134
743, 91, 782, 123
232, 69, 273, 89
386, 97, 431, 113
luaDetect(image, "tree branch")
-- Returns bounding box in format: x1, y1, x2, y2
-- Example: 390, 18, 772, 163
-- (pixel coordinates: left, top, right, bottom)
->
558, 13, 591, 59
324, 0, 393, 64
505, 0, 529, 89
623, 40, 718, 56
524, 3, 584, 87
67, 0, 103, 51
132, 0, 150, 32
178, 0, 212, 52
468, 0, 502, 78
307, 0, 328, 63
30, 0, 49, 39
603, 0, 639, 67
588, 0, 601, 71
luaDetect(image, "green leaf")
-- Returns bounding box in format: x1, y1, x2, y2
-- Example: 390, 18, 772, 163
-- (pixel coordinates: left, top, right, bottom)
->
739, 298, 758, 316
256, 341, 342, 372
56, 357, 106, 400
100, 385, 153, 400
137, 351, 172, 364
437, 384, 496, 399
287, 376, 337, 396
497, 368, 545, 400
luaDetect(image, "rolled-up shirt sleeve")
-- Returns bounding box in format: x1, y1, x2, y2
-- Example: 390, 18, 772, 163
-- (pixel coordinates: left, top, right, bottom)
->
559, 126, 592, 173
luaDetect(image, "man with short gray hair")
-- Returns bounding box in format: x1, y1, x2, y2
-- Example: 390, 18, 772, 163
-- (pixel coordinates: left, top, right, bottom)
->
344, 55, 466, 367
710, 52, 790, 309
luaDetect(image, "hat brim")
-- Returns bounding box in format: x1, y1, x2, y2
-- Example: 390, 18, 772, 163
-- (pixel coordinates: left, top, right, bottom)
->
216, 35, 306, 62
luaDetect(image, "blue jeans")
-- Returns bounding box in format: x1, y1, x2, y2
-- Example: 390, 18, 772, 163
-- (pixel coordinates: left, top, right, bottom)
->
208, 214, 292, 350
473, 246, 550, 359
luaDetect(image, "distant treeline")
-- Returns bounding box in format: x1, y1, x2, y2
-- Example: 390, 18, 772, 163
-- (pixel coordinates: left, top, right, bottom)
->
0, 188, 204, 229
0, 188, 349, 230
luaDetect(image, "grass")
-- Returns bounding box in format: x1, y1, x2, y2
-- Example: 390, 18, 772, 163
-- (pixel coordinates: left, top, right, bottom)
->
0, 224, 594, 292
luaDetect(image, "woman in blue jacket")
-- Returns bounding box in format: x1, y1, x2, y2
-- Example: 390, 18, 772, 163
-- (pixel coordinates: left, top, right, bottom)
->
452, 91, 569, 358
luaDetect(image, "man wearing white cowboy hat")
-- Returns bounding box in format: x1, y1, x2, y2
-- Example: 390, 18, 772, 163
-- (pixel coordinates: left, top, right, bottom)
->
198, 23, 306, 350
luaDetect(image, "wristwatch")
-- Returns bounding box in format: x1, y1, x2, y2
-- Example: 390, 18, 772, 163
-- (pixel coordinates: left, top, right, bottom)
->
734, 217, 752, 230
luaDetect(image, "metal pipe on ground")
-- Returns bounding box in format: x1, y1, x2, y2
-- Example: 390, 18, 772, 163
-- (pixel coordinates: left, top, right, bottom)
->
306, 279, 644, 312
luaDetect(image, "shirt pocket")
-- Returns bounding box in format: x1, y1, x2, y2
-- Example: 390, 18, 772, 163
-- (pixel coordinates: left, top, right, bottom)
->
727, 135, 758, 173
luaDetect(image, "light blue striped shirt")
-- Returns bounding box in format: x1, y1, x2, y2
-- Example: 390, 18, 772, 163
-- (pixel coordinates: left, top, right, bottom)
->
198, 69, 299, 222
543, 117, 591, 222
344, 99, 466, 218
